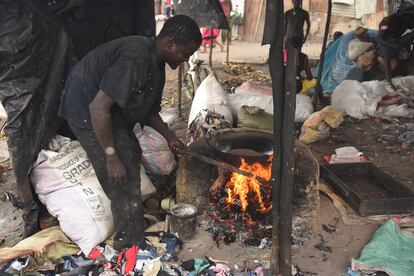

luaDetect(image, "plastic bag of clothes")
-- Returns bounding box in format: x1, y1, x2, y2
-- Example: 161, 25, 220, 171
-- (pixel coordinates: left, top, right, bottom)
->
299, 106, 343, 144
188, 74, 233, 126
134, 124, 177, 175
187, 75, 233, 143
30, 135, 155, 255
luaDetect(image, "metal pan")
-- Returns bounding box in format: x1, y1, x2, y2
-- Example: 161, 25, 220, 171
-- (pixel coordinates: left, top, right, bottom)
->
207, 130, 273, 166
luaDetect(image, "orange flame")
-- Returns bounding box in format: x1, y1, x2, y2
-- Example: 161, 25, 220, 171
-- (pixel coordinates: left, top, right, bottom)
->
225, 157, 272, 213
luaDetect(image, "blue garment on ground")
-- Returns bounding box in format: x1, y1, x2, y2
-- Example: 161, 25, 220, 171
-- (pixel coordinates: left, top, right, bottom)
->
314, 30, 378, 93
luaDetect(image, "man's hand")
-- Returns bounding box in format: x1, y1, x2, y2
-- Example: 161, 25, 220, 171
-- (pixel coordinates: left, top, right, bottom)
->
89, 90, 126, 185
106, 155, 127, 185
145, 114, 187, 155
167, 137, 187, 155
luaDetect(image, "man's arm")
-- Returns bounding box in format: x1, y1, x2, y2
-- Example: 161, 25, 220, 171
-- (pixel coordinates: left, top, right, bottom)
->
89, 90, 127, 185
145, 114, 186, 153
304, 12, 310, 43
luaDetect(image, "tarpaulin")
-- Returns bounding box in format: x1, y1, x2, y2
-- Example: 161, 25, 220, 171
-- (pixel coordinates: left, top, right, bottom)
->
0, 0, 73, 205
352, 219, 414, 276
173, 0, 229, 29
0, 0, 155, 234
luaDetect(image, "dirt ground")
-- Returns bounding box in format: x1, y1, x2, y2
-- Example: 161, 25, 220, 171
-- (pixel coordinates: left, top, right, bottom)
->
0, 54, 413, 275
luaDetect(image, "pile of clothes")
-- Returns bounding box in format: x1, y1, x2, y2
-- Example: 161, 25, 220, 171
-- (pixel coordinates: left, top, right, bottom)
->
0, 227, 242, 275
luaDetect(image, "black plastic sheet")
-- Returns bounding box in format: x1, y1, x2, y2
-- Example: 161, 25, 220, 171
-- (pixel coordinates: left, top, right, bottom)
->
0, 0, 155, 204
173, 0, 229, 29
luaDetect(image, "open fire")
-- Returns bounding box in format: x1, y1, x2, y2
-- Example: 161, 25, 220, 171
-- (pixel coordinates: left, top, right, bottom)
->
208, 157, 273, 246
226, 157, 273, 213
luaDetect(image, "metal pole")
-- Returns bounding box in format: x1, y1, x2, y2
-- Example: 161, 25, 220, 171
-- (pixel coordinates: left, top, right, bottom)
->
315, 0, 332, 104
263, 0, 285, 274
279, 39, 298, 276
177, 64, 183, 119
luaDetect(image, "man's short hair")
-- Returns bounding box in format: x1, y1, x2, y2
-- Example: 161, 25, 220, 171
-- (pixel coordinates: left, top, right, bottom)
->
158, 15, 202, 46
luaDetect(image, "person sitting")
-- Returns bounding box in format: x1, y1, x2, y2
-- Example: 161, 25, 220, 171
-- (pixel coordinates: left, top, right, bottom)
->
296, 51, 314, 94
376, 3, 414, 88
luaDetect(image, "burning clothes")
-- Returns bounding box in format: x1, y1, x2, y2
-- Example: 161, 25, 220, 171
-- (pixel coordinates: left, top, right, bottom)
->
208, 158, 273, 246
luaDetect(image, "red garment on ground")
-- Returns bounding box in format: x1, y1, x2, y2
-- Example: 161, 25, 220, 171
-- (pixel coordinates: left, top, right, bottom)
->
87, 248, 103, 259
124, 245, 138, 274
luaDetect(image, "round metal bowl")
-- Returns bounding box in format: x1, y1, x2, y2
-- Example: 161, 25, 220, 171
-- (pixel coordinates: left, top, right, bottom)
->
208, 130, 273, 166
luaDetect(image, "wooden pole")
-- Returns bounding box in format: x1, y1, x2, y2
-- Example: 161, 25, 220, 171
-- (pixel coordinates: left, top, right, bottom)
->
264, 0, 285, 274
177, 64, 183, 119
254, 0, 265, 40
315, 0, 332, 104
279, 39, 298, 276
209, 27, 214, 68
226, 34, 230, 64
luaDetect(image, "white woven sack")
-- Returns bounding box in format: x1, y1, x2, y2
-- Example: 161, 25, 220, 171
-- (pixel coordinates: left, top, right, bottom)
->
31, 135, 155, 254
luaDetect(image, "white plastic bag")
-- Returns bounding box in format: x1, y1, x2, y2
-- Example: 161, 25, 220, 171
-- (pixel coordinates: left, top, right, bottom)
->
188, 74, 233, 126
295, 94, 314, 123
331, 80, 371, 119
134, 124, 177, 175
228, 90, 313, 123
347, 39, 372, 61
382, 104, 414, 118
332, 77, 414, 119
0, 104, 6, 118
31, 135, 155, 255
234, 81, 272, 96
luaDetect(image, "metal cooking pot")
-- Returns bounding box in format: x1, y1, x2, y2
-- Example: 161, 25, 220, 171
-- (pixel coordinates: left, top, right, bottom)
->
207, 130, 273, 166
